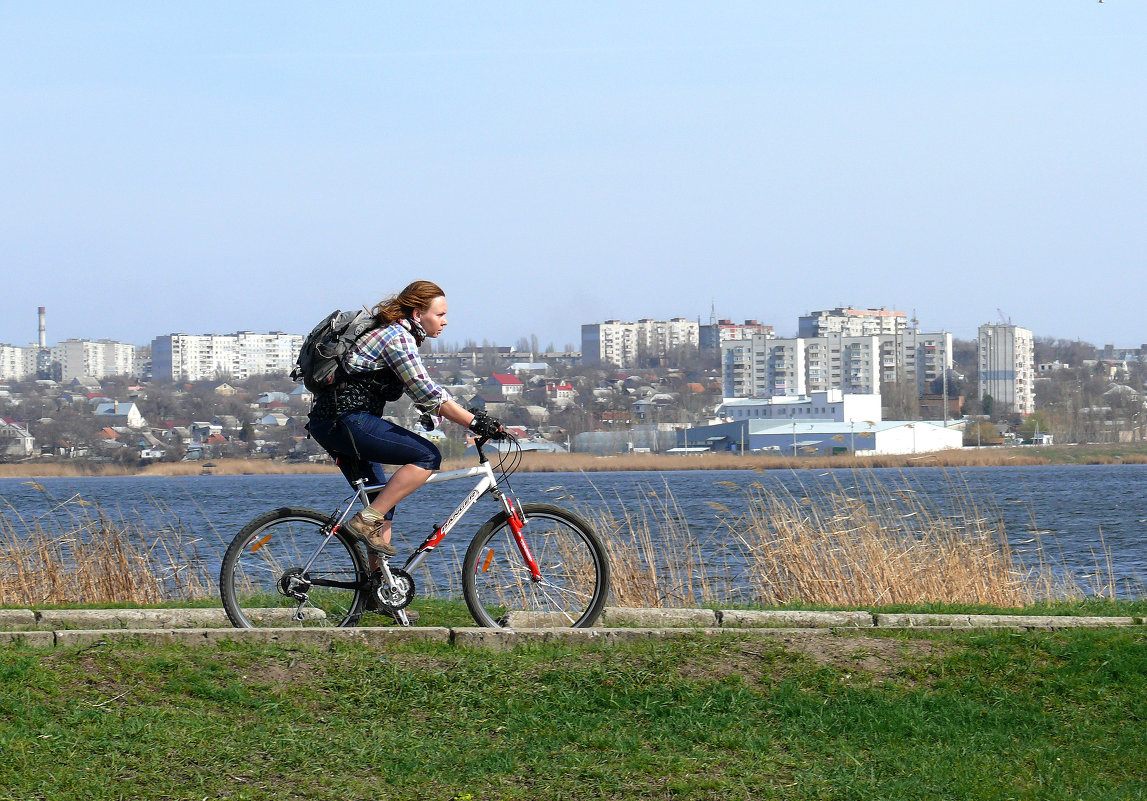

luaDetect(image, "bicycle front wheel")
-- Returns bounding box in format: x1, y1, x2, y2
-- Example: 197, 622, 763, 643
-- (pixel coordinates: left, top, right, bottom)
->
462, 503, 610, 628
220, 507, 367, 629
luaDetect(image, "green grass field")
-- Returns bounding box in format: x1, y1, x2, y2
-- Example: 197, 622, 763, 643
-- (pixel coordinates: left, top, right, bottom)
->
2, 626, 1144, 800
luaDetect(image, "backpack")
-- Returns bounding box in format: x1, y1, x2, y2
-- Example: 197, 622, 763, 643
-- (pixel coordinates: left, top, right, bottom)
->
291, 309, 377, 394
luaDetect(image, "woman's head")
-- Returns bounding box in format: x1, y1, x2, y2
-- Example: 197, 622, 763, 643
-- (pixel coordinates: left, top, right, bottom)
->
372, 280, 448, 338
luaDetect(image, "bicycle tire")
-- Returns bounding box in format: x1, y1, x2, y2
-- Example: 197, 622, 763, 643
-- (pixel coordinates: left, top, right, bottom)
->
220, 507, 367, 629
462, 503, 610, 628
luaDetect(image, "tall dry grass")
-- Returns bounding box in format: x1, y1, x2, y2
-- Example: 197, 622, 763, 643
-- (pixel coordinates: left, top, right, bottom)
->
0, 484, 213, 606
0, 469, 1119, 611
587, 471, 1099, 609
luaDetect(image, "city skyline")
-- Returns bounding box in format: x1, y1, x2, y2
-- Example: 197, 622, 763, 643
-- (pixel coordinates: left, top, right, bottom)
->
1, 301, 1142, 353
4, 4, 1145, 348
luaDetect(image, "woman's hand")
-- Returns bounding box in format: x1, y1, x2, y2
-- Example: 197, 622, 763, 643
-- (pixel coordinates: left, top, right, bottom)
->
468, 409, 505, 439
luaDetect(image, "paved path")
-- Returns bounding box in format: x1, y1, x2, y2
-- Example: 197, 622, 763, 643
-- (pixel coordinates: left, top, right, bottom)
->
2, 606, 1141, 650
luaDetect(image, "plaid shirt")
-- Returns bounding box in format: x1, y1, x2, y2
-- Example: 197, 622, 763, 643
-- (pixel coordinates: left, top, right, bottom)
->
343, 320, 452, 411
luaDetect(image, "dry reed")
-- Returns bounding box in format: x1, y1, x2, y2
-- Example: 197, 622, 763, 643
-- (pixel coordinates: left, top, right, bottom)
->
0, 484, 212, 606
585, 470, 1091, 609
0, 468, 1119, 611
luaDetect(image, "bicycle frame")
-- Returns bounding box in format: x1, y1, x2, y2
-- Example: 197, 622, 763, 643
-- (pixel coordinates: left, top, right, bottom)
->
295, 447, 541, 623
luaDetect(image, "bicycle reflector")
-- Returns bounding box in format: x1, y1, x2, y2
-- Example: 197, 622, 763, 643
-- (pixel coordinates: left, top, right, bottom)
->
482, 549, 495, 573
249, 534, 273, 552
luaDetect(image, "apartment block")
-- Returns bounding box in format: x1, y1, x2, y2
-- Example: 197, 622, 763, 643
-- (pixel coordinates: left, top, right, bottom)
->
978, 324, 1035, 415
798, 307, 909, 338
0, 344, 39, 382
151, 331, 303, 382
581, 318, 699, 368
722, 335, 806, 397
722, 330, 952, 399
699, 319, 774, 353
53, 339, 138, 382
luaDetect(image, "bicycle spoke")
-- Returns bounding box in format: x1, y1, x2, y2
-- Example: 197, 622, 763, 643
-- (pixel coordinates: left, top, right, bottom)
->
221, 510, 366, 629
464, 505, 609, 629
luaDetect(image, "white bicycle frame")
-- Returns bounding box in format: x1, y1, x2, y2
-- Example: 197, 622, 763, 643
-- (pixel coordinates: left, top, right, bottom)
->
297, 452, 539, 625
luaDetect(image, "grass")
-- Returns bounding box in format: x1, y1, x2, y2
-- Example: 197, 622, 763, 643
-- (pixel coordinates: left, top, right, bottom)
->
1, 629, 1144, 800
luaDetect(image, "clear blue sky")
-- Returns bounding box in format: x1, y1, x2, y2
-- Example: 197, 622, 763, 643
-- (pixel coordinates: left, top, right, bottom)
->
2, 2, 1144, 350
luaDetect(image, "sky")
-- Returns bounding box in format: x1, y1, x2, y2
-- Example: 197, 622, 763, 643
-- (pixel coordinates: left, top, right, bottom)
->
2, 2, 1145, 351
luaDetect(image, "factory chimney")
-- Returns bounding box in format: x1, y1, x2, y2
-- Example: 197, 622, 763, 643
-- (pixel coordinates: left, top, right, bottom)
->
38, 307, 47, 348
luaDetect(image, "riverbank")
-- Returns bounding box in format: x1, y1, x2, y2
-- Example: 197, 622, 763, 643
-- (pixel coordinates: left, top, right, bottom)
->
4, 442, 1147, 478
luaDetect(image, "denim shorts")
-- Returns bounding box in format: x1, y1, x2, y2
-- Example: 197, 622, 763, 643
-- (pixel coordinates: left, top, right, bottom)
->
307, 412, 443, 520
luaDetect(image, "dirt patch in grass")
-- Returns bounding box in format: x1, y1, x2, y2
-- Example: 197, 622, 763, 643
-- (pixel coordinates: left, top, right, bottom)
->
671, 632, 946, 690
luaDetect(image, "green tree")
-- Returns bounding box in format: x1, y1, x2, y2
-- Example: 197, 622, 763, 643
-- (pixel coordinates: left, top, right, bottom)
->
1017, 411, 1051, 442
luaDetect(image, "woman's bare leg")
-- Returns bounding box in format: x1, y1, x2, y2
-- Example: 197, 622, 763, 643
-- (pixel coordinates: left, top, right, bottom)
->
359, 464, 433, 566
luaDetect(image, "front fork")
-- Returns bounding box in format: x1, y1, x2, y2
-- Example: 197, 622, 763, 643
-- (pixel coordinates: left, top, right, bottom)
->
497, 490, 541, 582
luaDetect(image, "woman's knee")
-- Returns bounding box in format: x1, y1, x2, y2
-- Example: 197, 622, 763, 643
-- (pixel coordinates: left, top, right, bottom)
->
416, 441, 442, 471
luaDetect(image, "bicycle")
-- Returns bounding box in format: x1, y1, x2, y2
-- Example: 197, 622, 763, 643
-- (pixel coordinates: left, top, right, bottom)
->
219, 432, 610, 629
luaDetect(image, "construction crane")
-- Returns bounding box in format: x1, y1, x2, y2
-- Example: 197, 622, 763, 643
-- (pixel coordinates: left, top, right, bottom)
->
997, 308, 1012, 326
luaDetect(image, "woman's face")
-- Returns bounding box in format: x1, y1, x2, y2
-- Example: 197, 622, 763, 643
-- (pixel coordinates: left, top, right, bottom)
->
414, 295, 448, 338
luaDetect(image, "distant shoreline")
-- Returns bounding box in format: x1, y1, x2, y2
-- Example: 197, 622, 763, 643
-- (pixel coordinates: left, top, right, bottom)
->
3, 444, 1147, 478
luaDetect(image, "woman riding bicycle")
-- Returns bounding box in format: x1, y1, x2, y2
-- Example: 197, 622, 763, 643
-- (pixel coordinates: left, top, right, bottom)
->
307, 280, 503, 568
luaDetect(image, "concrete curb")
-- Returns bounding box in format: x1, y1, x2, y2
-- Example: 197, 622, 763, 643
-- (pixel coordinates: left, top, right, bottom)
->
719, 610, 874, 628
1, 607, 1141, 652
452, 626, 729, 650
874, 613, 1140, 629
0, 610, 37, 630
51, 626, 451, 650
0, 630, 54, 648
601, 607, 719, 627
35, 608, 237, 630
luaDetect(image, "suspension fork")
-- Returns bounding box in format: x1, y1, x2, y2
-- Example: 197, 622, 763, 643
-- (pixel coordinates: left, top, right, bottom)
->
492, 488, 541, 582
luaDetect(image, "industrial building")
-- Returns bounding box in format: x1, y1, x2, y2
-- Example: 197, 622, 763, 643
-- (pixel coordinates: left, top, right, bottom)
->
678, 418, 962, 456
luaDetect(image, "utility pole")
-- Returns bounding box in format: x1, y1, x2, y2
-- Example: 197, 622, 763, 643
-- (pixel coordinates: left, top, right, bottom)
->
942, 330, 949, 429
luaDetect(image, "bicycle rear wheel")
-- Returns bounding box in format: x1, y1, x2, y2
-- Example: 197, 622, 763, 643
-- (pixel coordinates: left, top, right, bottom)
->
462, 503, 610, 628
220, 507, 367, 628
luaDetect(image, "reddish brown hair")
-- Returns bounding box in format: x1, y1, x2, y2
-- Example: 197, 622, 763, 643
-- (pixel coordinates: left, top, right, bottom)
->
371, 280, 445, 326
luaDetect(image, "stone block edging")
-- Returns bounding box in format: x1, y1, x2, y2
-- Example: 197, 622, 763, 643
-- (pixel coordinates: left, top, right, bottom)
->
718, 610, 874, 628
0, 610, 37, 630
873, 613, 1140, 629
51, 626, 451, 650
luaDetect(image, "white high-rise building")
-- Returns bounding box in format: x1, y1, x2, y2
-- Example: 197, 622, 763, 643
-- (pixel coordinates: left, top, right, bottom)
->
722, 331, 952, 399
151, 331, 303, 382
978, 324, 1035, 415
699, 319, 774, 353
582, 318, 699, 368
0, 344, 39, 382
53, 339, 138, 382
798, 307, 909, 338
722, 335, 806, 397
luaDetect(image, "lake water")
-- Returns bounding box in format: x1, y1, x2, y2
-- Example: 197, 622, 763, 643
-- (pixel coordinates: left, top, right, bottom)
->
2, 465, 1145, 599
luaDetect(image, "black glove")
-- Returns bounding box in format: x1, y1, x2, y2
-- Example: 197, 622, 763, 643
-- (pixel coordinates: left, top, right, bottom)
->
468, 409, 505, 439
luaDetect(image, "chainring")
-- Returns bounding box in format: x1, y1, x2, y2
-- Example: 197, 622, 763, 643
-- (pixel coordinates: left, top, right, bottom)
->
374, 567, 416, 611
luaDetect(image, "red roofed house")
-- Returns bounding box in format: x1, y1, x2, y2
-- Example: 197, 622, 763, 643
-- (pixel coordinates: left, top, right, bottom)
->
486, 373, 524, 397
545, 381, 577, 403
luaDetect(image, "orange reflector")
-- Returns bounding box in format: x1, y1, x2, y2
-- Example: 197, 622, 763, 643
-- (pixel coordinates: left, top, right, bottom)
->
249, 534, 273, 552
481, 549, 495, 573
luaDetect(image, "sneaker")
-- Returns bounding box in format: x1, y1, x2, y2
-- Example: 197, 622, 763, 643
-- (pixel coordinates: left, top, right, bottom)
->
343, 512, 398, 556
